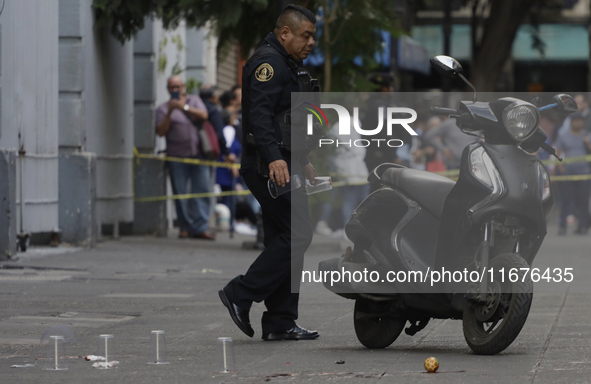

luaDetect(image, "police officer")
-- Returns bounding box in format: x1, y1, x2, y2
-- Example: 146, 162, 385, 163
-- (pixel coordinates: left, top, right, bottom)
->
219, 5, 320, 341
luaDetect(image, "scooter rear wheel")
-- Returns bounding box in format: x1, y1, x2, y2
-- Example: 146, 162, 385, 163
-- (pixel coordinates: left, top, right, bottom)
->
462, 253, 533, 355
354, 299, 406, 349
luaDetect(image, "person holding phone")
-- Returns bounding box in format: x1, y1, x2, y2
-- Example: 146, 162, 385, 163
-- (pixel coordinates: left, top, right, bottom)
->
156, 76, 216, 240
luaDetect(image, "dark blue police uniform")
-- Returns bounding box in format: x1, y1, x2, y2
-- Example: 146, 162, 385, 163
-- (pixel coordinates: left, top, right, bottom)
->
222, 32, 314, 335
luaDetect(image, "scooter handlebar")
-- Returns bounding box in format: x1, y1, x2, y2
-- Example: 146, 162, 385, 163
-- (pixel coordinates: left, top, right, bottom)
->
430, 107, 458, 116
541, 142, 563, 162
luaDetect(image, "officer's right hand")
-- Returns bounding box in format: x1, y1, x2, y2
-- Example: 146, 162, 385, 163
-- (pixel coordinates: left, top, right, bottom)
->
269, 160, 290, 187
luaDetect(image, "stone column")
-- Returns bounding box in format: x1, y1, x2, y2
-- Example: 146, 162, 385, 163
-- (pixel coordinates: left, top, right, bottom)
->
133, 20, 167, 236
58, 0, 97, 245
0, 150, 17, 259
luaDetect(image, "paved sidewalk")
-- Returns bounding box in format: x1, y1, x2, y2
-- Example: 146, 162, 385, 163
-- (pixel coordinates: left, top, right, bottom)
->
0, 225, 590, 383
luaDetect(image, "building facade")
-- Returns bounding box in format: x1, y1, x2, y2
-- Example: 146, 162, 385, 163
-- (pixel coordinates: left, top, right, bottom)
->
0, 0, 238, 258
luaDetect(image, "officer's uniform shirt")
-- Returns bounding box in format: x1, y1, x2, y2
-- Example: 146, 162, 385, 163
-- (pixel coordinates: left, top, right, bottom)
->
243, 33, 302, 166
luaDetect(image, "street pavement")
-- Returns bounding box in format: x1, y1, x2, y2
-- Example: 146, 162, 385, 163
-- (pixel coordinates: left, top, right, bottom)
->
0, 220, 590, 384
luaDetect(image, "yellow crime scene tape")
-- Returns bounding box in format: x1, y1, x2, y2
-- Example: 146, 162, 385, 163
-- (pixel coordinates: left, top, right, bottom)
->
134, 189, 253, 203
542, 154, 591, 166
133, 149, 591, 202
549, 174, 591, 181
133, 148, 240, 169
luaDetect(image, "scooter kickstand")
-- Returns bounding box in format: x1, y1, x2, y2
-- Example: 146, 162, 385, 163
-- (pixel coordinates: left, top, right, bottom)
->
404, 319, 429, 336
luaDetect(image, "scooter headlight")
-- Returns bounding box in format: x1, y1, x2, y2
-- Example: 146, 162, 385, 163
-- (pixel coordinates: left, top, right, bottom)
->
469, 146, 505, 212
502, 101, 540, 141
537, 161, 551, 201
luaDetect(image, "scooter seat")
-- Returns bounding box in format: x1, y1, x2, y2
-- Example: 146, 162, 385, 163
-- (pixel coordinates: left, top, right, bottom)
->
380, 167, 455, 219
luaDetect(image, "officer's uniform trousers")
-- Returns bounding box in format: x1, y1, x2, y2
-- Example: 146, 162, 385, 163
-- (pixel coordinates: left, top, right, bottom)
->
223, 155, 313, 333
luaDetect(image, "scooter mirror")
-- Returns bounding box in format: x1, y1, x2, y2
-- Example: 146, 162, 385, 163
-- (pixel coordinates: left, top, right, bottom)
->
430, 55, 464, 78
553, 94, 578, 113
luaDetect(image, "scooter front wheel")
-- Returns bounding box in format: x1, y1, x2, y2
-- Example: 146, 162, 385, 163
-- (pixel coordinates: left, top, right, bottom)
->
354, 299, 406, 349
462, 253, 533, 355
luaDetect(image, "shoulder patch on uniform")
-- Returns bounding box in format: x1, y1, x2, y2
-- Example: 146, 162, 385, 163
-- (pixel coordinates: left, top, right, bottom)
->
255, 63, 274, 82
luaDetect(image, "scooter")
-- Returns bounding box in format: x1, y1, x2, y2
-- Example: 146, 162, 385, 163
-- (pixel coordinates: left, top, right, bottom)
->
318, 55, 576, 355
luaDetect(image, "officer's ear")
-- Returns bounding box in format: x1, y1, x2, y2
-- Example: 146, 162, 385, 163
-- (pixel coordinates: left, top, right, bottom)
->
279, 25, 292, 41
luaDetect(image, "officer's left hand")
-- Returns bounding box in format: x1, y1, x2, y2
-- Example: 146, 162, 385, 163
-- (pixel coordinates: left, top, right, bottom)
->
304, 163, 318, 186
269, 159, 290, 187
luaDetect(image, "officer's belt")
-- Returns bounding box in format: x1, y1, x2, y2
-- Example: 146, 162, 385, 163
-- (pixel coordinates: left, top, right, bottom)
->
279, 113, 304, 125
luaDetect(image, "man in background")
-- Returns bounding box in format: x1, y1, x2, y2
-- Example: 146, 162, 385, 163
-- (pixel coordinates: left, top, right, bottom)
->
156, 76, 215, 240
422, 117, 479, 170
554, 111, 591, 235
557, 94, 591, 137
200, 84, 236, 163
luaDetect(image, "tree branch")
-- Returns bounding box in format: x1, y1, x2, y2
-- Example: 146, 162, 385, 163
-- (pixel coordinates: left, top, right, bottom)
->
330, 9, 349, 46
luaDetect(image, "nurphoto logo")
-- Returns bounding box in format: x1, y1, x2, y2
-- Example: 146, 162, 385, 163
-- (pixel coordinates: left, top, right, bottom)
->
306, 103, 419, 148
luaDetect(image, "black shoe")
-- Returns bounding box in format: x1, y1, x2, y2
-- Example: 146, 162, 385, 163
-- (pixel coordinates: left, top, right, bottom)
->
218, 289, 254, 337
262, 325, 319, 341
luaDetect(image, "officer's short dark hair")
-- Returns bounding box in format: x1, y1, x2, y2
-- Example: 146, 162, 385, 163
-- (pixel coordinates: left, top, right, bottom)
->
275, 5, 316, 34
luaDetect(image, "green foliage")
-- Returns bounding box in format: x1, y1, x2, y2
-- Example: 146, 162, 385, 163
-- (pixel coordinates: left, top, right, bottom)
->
92, 0, 159, 43
92, 0, 402, 91
157, 54, 167, 73
156, 33, 185, 75
92, 0, 282, 55
185, 77, 202, 94
311, 0, 400, 91
159, 36, 168, 50
171, 34, 184, 51
171, 62, 185, 75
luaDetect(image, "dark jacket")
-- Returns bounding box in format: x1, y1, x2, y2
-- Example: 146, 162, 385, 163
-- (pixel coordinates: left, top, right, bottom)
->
203, 99, 229, 156
241, 33, 302, 164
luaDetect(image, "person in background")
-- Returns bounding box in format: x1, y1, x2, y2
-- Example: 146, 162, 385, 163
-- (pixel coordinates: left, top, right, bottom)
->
422, 117, 479, 171
231, 84, 242, 106
314, 117, 369, 238
557, 94, 591, 136
413, 116, 447, 173
231, 85, 243, 141
156, 76, 215, 240
200, 84, 236, 164
216, 110, 242, 211
220, 90, 237, 122
214, 110, 258, 235
220, 87, 243, 143
554, 111, 591, 235
363, 74, 400, 177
